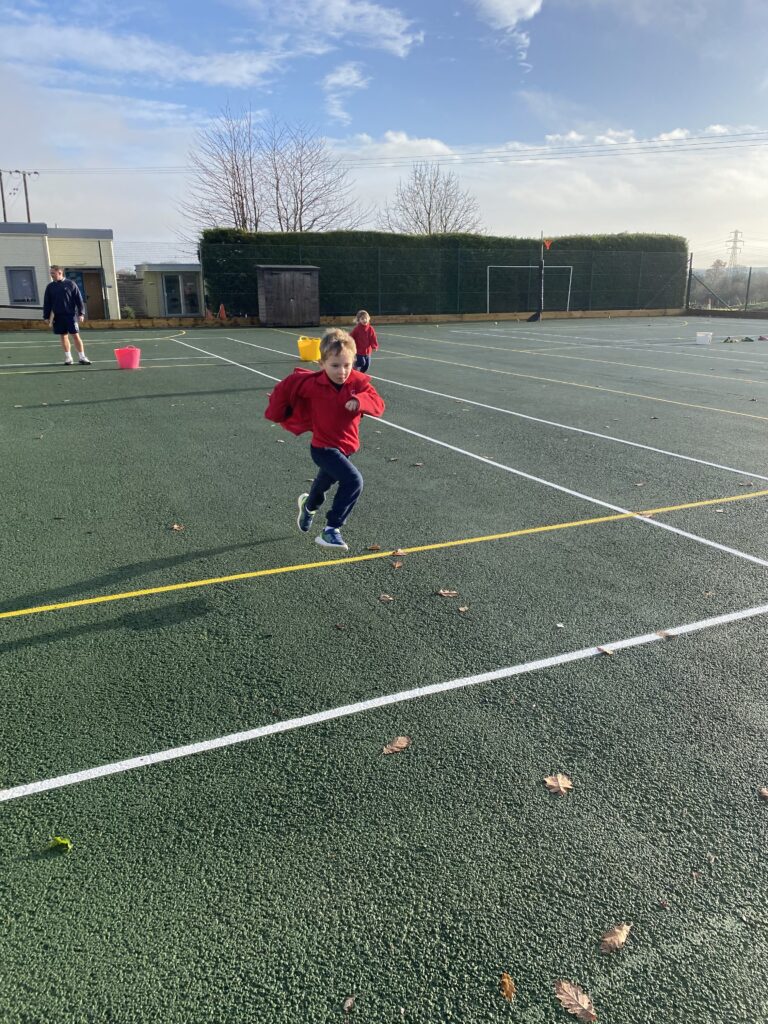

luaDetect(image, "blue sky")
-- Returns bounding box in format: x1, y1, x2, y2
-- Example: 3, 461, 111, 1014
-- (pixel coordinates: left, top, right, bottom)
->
2, 0, 768, 266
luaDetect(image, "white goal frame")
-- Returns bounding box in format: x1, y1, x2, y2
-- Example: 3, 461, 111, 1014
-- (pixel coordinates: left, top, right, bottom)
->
486, 264, 574, 314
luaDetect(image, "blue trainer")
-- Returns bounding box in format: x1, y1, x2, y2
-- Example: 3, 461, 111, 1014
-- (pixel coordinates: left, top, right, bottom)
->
315, 527, 348, 551
296, 493, 317, 532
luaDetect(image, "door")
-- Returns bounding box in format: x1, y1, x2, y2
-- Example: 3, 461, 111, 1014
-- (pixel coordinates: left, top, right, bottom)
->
82, 271, 105, 318
163, 274, 182, 315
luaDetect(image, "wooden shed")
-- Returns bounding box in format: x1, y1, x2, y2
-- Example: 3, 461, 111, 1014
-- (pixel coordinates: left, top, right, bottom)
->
256, 265, 320, 326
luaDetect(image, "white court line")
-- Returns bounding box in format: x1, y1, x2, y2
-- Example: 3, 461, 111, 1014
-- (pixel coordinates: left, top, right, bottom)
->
442, 327, 768, 367
3, 598, 768, 803
212, 333, 768, 570
0, 356, 216, 369
222, 334, 768, 484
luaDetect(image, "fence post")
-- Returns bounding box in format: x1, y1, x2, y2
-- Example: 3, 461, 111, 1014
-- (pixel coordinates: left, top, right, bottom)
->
744, 266, 753, 311
457, 247, 461, 314
684, 253, 693, 312
377, 248, 382, 316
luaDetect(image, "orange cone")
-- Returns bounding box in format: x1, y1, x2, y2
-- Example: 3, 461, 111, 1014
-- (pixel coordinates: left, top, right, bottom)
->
205, 307, 214, 320
218, 303, 227, 320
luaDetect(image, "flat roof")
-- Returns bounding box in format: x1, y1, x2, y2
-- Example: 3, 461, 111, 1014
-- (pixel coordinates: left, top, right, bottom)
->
0, 222, 113, 239
135, 263, 201, 273
256, 264, 320, 270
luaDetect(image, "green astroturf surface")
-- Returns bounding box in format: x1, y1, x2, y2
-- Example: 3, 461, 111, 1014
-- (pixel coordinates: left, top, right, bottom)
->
1, 319, 767, 1023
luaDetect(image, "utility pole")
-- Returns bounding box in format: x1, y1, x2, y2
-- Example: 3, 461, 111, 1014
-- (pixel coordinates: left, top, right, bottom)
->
725, 229, 743, 270
0, 170, 6, 222
12, 170, 39, 223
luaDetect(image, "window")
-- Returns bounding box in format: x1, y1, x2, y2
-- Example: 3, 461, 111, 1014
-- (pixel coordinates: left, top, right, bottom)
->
163, 272, 202, 315
6, 267, 39, 305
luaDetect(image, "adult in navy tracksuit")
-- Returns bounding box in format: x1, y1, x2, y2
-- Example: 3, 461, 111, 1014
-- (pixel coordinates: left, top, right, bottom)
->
42, 266, 90, 366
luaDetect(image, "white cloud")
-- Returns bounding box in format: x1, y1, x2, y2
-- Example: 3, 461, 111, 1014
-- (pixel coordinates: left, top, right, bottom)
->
322, 63, 370, 124
470, 0, 544, 31
654, 128, 690, 141
242, 0, 423, 57
0, 13, 287, 87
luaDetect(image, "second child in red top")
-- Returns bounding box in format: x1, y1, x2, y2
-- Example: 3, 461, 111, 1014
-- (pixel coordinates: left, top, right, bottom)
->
264, 329, 385, 551
350, 310, 378, 373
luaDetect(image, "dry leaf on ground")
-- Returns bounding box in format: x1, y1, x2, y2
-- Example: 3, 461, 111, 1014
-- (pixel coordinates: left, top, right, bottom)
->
334, 623, 346, 630
391, 548, 406, 556
170, 523, 185, 532
367, 544, 382, 551
383, 736, 411, 755
596, 646, 613, 655
437, 589, 459, 598
458, 606, 470, 613
600, 922, 632, 953
554, 980, 598, 1022
379, 593, 394, 603
499, 973, 516, 1002
387, 457, 399, 462
410, 462, 424, 467
758, 786, 768, 800
392, 561, 403, 569
544, 773, 573, 796
655, 630, 673, 639
342, 995, 356, 1013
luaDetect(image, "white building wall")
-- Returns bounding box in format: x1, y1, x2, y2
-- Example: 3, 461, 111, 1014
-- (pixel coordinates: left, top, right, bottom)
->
0, 233, 50, 320
48, 236, 120, 318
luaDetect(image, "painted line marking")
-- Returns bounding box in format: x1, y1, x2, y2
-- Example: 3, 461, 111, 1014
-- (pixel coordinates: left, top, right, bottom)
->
3, 598, 768, 803
0, 487, 765, 623
375, 345, 768, 422
382, 331, 768, 388
225, 334, 768, 484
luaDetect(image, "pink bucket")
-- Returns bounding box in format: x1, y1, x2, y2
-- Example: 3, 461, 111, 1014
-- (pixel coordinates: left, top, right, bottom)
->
115, 346, 141, 370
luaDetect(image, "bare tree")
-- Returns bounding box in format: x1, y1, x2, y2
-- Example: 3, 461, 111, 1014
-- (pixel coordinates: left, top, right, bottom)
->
182, 105, 267, 233
183, 110, 367, 233
379, 162, 484, 235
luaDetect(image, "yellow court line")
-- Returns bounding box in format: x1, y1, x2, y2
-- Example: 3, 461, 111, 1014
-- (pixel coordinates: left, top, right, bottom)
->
2, 487, 766, 622
381, 330, 768, 388
376, 344, 768, 423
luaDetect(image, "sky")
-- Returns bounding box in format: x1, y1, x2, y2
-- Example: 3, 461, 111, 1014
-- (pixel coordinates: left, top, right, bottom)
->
2, 0, 768, 268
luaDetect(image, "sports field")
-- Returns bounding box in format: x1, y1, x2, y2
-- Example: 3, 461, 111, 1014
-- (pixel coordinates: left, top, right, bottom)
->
1, 316, 767, 1023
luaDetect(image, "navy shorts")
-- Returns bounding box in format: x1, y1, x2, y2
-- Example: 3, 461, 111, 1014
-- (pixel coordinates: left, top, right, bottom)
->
52, 317, 80, 336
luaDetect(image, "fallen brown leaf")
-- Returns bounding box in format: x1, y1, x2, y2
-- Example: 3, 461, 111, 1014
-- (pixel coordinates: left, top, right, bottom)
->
392, 548, 406, 556
367, 544, 382, 551
437, 589, 459, 598
334, 623, 346, 630
383, 736, 411, 755
391, 561, 403, 569
600, 922, 632, 953
596, 646, 613, 656
544, 773, 573, 796
758, 786, 768, 800
379, 593, 394, 603
554, 980, 597, 1022
458, 606, 470, 613
499, 973, 516, 1002
655, 630, 673, 639
343, 995, 356, 1013
170, 523, 185, 532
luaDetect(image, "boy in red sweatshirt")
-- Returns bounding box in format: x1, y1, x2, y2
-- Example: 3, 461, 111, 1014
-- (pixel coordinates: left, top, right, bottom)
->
264, 329, 385, 551
350, 309, 378, 373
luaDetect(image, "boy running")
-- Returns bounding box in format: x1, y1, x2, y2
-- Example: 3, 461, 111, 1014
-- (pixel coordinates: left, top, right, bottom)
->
265, 329, 385, 551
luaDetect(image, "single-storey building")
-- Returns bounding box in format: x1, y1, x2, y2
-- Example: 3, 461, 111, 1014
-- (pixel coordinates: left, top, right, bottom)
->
0, 222, 120, 320
134, 263, 204, 317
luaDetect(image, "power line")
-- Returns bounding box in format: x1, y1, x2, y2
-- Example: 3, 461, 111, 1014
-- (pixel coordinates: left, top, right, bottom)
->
25, 127, 768, 176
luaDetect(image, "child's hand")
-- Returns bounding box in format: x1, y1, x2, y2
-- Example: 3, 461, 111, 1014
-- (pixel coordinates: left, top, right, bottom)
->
345, 398, 360, 412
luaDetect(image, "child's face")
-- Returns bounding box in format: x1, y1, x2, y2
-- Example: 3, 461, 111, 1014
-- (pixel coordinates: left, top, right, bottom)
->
322, 349, 354, 386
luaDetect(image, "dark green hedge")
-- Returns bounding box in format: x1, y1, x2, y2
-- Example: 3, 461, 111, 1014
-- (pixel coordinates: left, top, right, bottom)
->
199, 230, 689, 317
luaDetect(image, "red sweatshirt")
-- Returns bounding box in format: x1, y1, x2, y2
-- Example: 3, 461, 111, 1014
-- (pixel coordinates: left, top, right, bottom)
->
350, 322, 378, 355
265, 368, 385, 456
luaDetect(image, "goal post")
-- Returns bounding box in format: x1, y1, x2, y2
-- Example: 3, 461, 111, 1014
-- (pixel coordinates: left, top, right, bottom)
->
486, 265, 574, 315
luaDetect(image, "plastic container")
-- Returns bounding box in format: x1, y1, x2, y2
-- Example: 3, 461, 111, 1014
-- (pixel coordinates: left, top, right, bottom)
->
297, 336, 321, 361
695, 332, 713, 346
115, 345, 142, 369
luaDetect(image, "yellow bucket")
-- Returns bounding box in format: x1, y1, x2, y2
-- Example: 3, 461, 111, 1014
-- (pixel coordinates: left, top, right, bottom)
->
297, 335, 321, 361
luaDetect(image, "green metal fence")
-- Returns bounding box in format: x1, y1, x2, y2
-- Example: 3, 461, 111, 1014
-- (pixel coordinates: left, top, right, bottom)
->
200, 242, 689, 319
